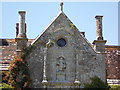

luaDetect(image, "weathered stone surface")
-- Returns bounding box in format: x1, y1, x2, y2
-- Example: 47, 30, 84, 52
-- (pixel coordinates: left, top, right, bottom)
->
25, 12, 106, 88
26, 43, 44, 88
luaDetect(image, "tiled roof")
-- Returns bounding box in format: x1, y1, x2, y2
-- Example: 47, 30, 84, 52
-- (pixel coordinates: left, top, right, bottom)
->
1, 39, 17, 62
0, 39, 33, 70
0, 39, 120, 80
105, 45, 120, 79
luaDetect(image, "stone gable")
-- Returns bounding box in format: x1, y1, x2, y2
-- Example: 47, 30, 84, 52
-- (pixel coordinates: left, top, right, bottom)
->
1, 2, 119, 88
25, 12, 106, 88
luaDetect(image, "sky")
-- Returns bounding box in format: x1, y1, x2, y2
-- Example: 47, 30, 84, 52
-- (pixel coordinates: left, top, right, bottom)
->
0, 1, 119, 45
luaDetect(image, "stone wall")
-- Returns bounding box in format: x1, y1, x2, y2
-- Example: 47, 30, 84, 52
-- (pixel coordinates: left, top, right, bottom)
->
26, 42, 44, 88
26, 12, 106, 88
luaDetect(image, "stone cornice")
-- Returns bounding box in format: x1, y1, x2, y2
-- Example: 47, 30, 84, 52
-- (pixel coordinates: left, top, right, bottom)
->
92, 40, 107, 44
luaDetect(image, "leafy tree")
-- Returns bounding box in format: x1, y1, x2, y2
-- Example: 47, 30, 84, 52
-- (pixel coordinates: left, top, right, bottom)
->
8, 56, 30, 89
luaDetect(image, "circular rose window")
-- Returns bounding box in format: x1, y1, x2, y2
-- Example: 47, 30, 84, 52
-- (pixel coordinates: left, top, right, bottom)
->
57, 38, 66, 47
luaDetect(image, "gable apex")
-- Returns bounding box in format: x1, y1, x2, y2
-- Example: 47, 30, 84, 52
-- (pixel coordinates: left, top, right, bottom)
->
31, 11, 96, 53
31, 11, 75, 45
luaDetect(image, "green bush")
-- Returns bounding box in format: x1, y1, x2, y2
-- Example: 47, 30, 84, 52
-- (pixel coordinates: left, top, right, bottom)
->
84, 76, 110, 89
8, 56, 30, 89
109, 85, 120, 90
0, 83, 13, 89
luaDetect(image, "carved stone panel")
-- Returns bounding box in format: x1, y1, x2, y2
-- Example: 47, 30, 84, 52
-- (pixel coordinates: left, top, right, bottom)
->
56, 56, 66, 81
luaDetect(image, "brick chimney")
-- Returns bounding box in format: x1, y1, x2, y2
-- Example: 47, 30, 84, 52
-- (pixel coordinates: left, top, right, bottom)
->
15, 11, 28, 56
93, 15, 107, 52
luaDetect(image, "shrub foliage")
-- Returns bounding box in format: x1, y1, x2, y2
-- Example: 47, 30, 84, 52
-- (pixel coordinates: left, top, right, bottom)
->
8, 56, 30, 89
109, 85, 120, 90
84, 76, 110, 89
0, 83, 13, 89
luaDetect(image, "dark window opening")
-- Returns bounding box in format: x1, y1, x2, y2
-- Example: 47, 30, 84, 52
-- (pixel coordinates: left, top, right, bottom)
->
0, 39, 9, 46
57, 38, 66, 47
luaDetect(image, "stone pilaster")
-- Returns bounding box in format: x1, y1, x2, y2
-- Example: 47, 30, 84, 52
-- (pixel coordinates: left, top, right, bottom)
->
42, 48, 48, 88
74, 49, 80, 88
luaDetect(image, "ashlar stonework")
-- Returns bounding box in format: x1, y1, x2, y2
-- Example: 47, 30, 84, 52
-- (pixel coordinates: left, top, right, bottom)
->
14, 2, 107, 89
21, 12, 106, 88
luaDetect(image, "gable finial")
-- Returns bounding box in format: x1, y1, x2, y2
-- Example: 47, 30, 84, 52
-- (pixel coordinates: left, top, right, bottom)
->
60, 0, 63, 12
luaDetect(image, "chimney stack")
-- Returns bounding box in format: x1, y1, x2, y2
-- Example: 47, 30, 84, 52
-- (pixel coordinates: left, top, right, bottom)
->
95, 16, 103, 40
16, 23, 19, 37
80, 32, 85, 37
93, 15, 107, 52
15, 11, 28, 56
17, 11, 26, 38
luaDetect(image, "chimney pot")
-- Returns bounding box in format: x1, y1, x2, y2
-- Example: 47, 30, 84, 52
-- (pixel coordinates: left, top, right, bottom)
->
80, 32, 85, 37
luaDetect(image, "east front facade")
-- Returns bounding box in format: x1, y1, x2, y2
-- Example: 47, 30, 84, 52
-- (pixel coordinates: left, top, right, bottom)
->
15, 2, 106, 88
1, 2, 120, 89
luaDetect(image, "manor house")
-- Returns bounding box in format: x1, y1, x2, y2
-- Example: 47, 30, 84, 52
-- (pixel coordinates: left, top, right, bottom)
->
1, 2, 120, 88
